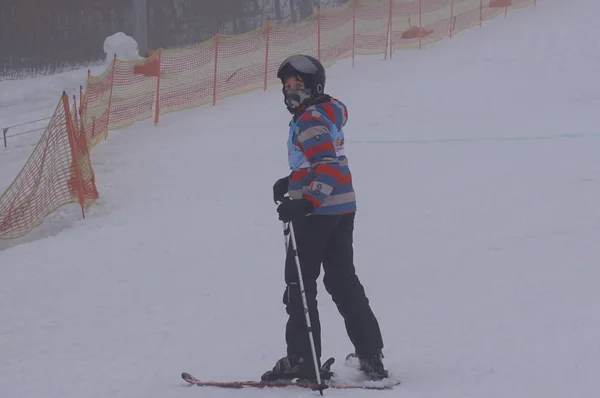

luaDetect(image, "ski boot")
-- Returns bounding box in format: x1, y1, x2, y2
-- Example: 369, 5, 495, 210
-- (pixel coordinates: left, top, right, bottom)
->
261, 354, 335, 383
346, 352, 389, 380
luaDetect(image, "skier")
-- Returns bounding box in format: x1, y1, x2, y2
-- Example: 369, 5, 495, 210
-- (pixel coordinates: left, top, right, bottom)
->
262, 54, 388, 383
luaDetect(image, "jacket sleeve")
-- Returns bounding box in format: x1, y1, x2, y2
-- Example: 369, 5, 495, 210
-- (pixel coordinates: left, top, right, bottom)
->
293, 113, 343, 208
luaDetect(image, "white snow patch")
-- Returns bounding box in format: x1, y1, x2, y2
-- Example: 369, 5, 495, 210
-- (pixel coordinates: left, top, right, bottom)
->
103, 32, 144, 66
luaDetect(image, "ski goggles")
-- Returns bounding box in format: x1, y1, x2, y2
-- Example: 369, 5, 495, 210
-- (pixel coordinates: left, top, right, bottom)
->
277, 55, 319, 77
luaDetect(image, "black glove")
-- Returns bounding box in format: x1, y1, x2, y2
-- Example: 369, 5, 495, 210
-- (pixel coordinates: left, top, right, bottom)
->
277, 198, 315, 222
273, 175, 290, 203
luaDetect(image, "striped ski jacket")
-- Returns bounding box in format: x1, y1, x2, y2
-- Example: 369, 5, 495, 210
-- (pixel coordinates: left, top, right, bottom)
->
287, 95, 356, 215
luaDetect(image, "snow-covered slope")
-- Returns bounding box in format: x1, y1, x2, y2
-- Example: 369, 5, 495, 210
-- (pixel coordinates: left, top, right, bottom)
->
2, 1, 600, 397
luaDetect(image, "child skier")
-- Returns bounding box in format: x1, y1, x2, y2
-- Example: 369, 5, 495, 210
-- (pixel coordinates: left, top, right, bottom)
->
262, 54, 388, 383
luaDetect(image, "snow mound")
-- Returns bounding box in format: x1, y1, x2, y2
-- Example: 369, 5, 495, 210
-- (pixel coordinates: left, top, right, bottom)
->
103, 32, 144, 66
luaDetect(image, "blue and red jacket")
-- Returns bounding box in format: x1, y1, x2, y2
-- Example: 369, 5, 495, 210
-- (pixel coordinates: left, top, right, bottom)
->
287, 95, 356, 215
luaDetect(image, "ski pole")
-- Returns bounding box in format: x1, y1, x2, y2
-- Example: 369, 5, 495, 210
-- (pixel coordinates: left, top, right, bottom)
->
282, 220, 327, 395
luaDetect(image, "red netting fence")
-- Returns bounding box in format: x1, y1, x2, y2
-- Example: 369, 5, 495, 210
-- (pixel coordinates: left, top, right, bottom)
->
1, 0, 537, 239
0, 94, 98, 239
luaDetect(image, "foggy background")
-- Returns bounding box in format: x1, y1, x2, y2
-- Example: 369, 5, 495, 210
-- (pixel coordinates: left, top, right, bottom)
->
0, 0, 348, 79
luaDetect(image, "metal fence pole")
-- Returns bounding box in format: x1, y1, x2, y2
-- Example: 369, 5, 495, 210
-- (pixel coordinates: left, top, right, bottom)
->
132, 0, 148, 57
3, 128, 8, 148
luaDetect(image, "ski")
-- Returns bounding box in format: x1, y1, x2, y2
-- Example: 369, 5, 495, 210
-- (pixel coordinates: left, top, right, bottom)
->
181, 371, 399, 391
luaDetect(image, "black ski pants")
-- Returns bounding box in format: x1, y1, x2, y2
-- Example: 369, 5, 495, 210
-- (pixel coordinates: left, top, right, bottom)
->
283, 212, 384, 362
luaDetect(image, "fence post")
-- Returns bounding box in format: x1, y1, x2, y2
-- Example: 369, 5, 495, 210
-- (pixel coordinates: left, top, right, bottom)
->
449, 0, 454, 37
480, 0, 483, 27
73, 95, 78, 123
264, 19, 271, 92
105, 55, 117, 139
213, 32, 220, 106
385, 0, 392, 59
79, 85, 83, 116
352, 0, 356, 68
317, 6, 321, 62
3, 128, 7, 148
418, 0, 422, 49
85, 70, 91, 117
154, 49, 162, 124
62, 92, 86, 220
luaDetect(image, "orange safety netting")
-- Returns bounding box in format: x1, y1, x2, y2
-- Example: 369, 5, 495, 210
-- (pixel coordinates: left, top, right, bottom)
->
0, 94, 98, 239
1, 0, 536, 240
160, 41, 216, 114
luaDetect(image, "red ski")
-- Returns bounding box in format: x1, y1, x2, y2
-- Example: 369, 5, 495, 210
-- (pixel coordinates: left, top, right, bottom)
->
181, 371, 399, 391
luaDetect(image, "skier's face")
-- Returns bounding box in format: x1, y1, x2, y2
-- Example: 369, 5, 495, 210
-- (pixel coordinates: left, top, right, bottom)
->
283, 76, 312, 112
284, 76, 305, 91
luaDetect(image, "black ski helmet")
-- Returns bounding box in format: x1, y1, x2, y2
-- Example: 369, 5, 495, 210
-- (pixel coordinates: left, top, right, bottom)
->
277, 54, 326, 111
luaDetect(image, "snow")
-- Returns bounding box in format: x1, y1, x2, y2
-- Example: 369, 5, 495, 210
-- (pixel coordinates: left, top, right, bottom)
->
2, 0, 600, 397
0, 67, 91, 149
0, 32, 141, 222
0, 33, 140, 155
0, 33, 142, 157
103, 32, 144, 66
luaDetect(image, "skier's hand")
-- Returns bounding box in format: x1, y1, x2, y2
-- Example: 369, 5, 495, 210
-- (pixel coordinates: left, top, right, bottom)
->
276, 198, 314, 222
273, 176, 290, 203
